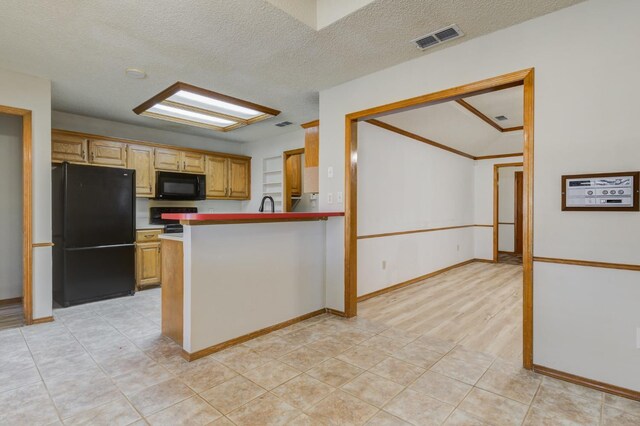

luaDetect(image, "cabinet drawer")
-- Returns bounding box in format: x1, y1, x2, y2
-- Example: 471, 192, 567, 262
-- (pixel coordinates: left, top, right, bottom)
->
136, 229, 162, 243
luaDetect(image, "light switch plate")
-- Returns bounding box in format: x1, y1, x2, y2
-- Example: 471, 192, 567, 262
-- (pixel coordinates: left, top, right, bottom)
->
337, 192, 343, 203
327, 193, 333, 204
328, 166, 334, 178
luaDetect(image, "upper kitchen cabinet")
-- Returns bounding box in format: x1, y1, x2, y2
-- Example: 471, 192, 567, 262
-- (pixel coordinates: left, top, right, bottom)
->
205, 155, 251, 200
127, 144, 155, 197
89, 139, 127, 167
154, 147, 181, 171
52, 130, 89, 164
181, 151, 205, 174
205, 155, 228, 198
228, 158, 250, 199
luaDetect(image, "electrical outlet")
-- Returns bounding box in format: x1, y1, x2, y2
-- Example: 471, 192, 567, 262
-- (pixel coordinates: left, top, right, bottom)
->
382, 260, 387, 270
327, 193, 333, 204
337, 192, 343, 203
208, 209, 215, 213
328, 166, 334, 178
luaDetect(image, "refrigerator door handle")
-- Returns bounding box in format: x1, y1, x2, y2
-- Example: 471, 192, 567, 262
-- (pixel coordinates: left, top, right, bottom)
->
66, 243, 135, 251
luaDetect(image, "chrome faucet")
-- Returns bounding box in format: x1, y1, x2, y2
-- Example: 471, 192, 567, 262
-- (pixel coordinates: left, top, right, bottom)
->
259, 195, 275, 213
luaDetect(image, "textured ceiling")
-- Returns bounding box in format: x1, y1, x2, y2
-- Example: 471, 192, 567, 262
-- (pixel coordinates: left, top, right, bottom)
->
379, 87, 524, 157
0, 0, 584, 143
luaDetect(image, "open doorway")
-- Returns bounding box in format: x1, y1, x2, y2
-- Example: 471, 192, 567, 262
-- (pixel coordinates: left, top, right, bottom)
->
495, 163, 524, 265
0, 105, 33, 328
344, 69, 534, 368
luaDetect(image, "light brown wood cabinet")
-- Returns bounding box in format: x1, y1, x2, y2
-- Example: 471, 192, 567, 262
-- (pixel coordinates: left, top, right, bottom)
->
127, 144, 155, 197
52, 131, 89, 164
205, 155, 228, 198
136, 229, 162, 289
228, 158, 251, 199
154, 148, 181, 171
51, 129, 251, 200
88, 139, 127, 167
286, 154, 302, 197
181, 152, 205, 174
205, 156, 251, 199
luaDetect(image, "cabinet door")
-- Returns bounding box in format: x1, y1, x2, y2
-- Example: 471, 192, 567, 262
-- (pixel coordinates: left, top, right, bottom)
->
228, 158, 250, 199
181, 151, 205, 174
136, 242, 161, 287
128, 144, 155, 197
154, 148, 181, 171
287, 154, 302, 196
89, 139, 127, 167
52, 131, 88, 164
205, 155, 228, 198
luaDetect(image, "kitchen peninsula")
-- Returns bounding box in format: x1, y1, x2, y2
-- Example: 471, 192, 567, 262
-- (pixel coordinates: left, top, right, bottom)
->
159, 211, 344, 360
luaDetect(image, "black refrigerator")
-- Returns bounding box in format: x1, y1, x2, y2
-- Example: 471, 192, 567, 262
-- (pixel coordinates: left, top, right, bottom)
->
52, 163, 136, 307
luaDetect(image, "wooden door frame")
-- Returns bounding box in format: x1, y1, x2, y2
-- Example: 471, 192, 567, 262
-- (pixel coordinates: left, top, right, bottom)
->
493, 162, 524, 262
282, 148, 304, 212
0, 105, 34, 325
514, 171, 524, 255
344, 68, 535, 369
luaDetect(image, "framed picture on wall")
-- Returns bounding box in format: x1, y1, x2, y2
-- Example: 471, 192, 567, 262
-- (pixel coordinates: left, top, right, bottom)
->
561, 171, 640, 211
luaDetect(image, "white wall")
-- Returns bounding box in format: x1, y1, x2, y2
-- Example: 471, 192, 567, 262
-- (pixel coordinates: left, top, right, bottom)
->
0, 68, 52, 319
52, 111, 244, 155
184, 221, 326, 353
319, 0, 640, 390
0, 114, 23, 300
498, 166, 523, 252
357, 122, 475, 296
241, 128, 319, 213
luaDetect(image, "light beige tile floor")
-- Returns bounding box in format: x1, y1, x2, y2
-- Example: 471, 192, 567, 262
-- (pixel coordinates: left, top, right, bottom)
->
1, 276, 639, 425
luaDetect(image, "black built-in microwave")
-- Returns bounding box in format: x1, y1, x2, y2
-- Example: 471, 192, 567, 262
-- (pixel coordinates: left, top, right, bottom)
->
155, 171, 206, 200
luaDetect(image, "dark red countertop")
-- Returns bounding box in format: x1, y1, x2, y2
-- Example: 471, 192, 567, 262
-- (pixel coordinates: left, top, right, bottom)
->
162, 211, 344, 224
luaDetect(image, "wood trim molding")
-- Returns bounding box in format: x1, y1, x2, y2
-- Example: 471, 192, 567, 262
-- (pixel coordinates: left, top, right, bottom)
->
0, 297, 22, 306
301, 120, 319, 129
182, 309, 326, 361
533, 364, 640, 402
475, 153, 524, 160
325, 308, 346, 317
474, 224, 494, 228
533, 256, 640, 272
366, 120, 524, 162
52, 129, 252, 161
31, 316, 54, 325
455, 99, 524, 133
32, 242, 54, 248
344, 68, 535, 369
366, 119, 475, 160
358, 224, 476, 240
1, 104, 33, 326
358, 259, 477, 302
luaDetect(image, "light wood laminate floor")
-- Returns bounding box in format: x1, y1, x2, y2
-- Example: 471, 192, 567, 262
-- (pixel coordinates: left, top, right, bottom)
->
0, 302, 23, 331
359, 261, 523, 362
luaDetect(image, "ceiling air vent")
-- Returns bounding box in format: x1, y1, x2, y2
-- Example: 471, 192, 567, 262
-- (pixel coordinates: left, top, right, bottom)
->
411, 24, 464, 50
275, 121, 293, 127
494, 115, 508, 121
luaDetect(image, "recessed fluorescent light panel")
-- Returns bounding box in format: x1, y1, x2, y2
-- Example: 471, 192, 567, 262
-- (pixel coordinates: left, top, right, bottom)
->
133, 82, 280, 132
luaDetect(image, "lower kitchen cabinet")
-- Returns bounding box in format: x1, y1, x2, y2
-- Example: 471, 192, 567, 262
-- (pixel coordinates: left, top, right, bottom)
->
136, 230, 162, 289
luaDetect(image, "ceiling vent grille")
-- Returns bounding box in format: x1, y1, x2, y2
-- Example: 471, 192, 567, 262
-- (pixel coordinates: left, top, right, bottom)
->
275, 121, 293, 127
411, 24, 464, 50
494, 115, 508, 121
